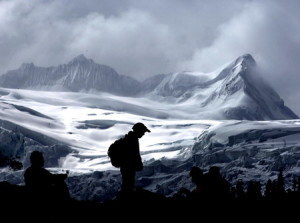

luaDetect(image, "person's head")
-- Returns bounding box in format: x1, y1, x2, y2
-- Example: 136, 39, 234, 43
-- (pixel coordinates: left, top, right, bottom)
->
189, 166, 203, 185
208, 166, 221, 177
30, 151, 44, 168
132, 122, 151, 138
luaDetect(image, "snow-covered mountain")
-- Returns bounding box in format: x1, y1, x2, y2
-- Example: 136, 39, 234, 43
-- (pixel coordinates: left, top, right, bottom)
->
141, 54, 298, 120
0, 54, 297, 120
0, 54, 300, 202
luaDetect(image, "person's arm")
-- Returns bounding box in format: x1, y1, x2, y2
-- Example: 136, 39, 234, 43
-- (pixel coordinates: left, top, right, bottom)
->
51, 172, 68, 185
135, 147, 143, 171
24, 168, 31, 187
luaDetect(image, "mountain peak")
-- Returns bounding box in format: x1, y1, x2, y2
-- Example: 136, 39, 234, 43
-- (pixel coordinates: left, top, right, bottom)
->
234, 54, 256, 68
68, 54, 93, 64
20, 62, 35, 70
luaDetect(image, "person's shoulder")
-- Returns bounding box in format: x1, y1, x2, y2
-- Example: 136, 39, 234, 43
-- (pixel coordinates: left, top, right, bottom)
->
24, 167, 31, 176
125, 131, 133, 137
24, 166, 31, 171
40, 167, 52, 176
24, 166, 34, 173
124, 131, 135, 140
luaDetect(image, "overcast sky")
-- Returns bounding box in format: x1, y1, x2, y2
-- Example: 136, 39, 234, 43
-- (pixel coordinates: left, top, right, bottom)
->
0, 0, 300, 115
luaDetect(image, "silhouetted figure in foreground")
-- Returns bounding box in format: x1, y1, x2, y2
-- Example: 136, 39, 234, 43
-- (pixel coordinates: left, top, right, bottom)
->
189, 166, 205, 194
118, 122, 151, 200
24, 151, 70, 208
204, 166, 231, 200
174, 166, 231, 205
175, 166, 205, 201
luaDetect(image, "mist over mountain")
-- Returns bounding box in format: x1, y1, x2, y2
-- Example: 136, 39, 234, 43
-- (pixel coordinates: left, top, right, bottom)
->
0, 54, 297, 120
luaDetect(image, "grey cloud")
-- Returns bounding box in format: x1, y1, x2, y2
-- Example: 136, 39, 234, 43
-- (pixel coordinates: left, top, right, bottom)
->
0, 0, 246, 77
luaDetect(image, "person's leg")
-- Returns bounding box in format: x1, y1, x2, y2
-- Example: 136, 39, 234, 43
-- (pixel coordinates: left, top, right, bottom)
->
120, 168, 136, 199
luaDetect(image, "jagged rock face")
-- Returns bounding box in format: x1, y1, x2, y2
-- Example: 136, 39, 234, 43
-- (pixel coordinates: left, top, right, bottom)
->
189, 120, 300, 189
0, 120, 72, 168
0, 54, 298, 120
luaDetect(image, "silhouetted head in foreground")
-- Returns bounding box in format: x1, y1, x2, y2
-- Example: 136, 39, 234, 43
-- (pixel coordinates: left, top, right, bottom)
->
30, 151, 44, 168
208, 166, 221, 177
132, 122, 151, 138
189, 166, 203, 186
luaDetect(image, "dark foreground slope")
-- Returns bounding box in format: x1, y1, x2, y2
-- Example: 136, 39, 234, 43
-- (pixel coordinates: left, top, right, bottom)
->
1, 181, 299, 221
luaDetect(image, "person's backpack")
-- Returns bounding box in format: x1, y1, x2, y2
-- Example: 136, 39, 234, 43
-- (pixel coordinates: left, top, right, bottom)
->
107, 137, 125, 168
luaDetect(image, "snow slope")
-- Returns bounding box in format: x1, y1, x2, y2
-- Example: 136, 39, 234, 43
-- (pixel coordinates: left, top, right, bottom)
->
0, 87, 214, 171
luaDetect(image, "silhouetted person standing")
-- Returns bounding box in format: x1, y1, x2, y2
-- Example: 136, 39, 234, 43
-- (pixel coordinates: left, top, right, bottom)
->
119, 122, 150, 200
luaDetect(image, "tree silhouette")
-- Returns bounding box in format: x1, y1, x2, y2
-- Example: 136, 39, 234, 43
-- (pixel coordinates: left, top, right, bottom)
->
254, 181, 262, 199
265, 179, 272, 197
236, 180, 245, 199
292, 177, 297, 192
297, 176, 300, 193
277, 168, 285, 195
